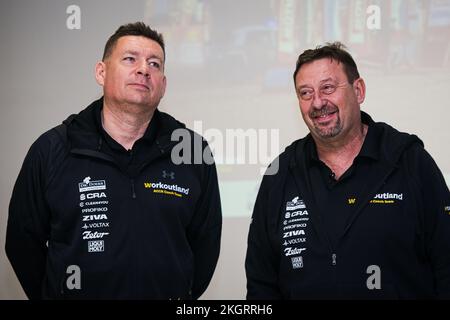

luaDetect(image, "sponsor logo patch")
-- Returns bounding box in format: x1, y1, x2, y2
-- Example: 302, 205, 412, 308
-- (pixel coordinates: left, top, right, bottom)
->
283, 230, 305, 238
82, 231, 109, 240
144, 181, 190, 198
370, 192, 403, 204
286, 196, 306, 211
78, 177, 106, 193
291, 256, 303, 269
88, 240, 104, 253
284, 247, 306, 256
82, 214, 108, 221
283, 196, 309, 269
82, 222, 109, 229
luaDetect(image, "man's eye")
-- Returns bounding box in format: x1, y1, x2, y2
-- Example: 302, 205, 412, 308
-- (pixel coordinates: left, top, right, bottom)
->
299, 90, 313, 99
149, 61, 160, 68
124, 57, 135, 62
322, 85, 336, 94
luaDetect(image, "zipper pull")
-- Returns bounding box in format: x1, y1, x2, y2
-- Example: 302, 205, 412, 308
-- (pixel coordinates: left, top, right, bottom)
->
332, 253, 337, 266
131, 179, 136, 199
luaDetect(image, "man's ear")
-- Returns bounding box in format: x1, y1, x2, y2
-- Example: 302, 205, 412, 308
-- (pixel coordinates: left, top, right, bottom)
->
161, 75, 167, 99
353, 77, 366, 104
95, 61, 106, 86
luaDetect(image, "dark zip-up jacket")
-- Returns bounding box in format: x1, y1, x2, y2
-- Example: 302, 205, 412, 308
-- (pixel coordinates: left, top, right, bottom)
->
246, 112, 450, 299
6, 98, 222, 299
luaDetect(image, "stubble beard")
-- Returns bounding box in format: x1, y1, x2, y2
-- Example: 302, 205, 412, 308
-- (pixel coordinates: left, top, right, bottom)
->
313, 115, 342, 138
309, 104, 343, 138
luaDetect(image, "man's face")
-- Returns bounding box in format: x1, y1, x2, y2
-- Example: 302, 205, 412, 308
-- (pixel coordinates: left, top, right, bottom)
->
95, 35, 166, 110
294, 58, 365, 141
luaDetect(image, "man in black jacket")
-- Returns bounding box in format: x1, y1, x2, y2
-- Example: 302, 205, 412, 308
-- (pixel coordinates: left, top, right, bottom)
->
245, 42, 450, 299
6, 22, 222, 299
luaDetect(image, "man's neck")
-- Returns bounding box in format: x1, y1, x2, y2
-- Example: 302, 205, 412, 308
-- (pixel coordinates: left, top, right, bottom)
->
314, 123, 368, 180
101, 100, 154, 150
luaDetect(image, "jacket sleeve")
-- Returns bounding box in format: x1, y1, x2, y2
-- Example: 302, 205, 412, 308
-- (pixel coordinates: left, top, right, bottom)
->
245, 171, 282, 299
413, 147, 450, 298
186, 143, 222, 299
5, 133, 54, 300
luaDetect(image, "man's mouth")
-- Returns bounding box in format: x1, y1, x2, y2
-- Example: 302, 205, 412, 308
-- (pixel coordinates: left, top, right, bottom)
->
310, 106, 338, 124
314, 110, 337, 121
129, 83, 149, 90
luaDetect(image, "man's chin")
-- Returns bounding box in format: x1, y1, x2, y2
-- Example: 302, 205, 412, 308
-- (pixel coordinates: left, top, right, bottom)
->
312, 124, 342, 139
310, 117, 342, 137
123, 97, 152, 107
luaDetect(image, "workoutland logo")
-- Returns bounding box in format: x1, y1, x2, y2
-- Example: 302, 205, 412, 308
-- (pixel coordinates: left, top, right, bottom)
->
370, 192, 403, 204
144, 181, 190, 198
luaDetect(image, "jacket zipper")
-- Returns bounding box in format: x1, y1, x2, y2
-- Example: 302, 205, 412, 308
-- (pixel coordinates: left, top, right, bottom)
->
288, 163, 339, 295
131, 179, 136, 199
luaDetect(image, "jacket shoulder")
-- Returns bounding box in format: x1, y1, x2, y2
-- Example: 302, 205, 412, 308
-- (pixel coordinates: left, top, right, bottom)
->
28, 124, 66, 155
26, 124, 71, 188
159, 111, 209, 145
259, 137, 306, 189
373, 121, 423, 164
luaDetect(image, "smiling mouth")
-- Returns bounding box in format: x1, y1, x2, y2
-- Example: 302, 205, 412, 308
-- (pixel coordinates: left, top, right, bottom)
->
313, 110, 337, 119
310, 111, 338, 127
310, 104, 338, 123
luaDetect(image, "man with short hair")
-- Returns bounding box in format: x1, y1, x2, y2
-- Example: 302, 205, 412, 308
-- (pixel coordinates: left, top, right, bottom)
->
245, 42, 450, 299
6, 22, 222, 300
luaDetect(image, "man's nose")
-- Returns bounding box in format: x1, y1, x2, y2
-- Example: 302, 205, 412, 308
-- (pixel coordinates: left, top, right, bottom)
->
311, 91, 327, 109
136, 60, 150, 78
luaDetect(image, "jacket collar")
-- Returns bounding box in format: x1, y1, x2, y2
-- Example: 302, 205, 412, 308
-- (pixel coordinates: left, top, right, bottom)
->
297, 110, 422, 170
65, 97, 187, 154
304, 111, 380, 168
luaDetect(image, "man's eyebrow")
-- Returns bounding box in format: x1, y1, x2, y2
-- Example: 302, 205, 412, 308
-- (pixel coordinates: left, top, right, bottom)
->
148, 54, 163, 61
319, 77, 334, 84
297, 78, 335, 90
122, 51, 163, 61
122, 50, 139, 56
